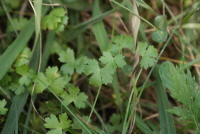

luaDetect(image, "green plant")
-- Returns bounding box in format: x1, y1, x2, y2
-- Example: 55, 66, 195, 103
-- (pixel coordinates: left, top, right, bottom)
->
1, 0, 200, 134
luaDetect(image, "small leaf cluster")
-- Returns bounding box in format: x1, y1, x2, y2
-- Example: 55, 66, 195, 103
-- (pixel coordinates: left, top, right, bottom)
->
42, 7, 68, 32
58, 48, 87, 76
84, 35, 158, 86
84, 52, 126, 87
162, 62, 200, 132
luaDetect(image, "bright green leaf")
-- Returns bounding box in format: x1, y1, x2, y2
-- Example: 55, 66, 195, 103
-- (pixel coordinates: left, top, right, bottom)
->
61, 87, 88, 109
107, 35, 134, 56
34, 72, 50, 93
50, 77, 66, 95
46, 66, 60, 82
137, 42, 158, 69
84, 59, 101, 87
44, 113, 71, 133
59, 48, 87, 75
100, 66, 114, 85
42, 7, 68, 32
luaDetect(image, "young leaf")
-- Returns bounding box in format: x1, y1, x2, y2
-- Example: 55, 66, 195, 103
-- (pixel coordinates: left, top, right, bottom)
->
44, 113, 71, 134
100, 66, 114, 85
42, 7, 68, 32
84, 59, 115, 86
16, 64, 35, 86
34, 66, 67, 95
84, 59, 102, 87
107, 35, 134, 56
9, 83, 26, 95
136, 42, 158, 69
59, 48, 87, 75
0, 99, 8, 115
99, 51, 126, 69
60, 87, 88, 109
14, 47, 31, 67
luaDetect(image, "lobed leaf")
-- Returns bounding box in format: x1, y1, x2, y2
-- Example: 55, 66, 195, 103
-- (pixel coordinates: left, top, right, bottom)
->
137, 42, 158, 69
44, 113, 71, 134
60, 87, 88, 109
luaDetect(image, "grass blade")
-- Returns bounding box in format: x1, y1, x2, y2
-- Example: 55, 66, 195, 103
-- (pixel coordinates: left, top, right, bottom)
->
92, 0, 109, 52
1, 92, 29, 134
153, 65, 176, 134
0, 18, 34, 80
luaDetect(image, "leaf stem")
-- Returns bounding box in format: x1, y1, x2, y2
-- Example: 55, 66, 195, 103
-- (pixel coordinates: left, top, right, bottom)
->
87, 85, 102, 123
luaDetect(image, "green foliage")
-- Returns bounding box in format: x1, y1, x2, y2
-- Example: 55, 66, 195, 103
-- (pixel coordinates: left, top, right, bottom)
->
133, 42, 158, 69
16, 64, 35, 86
60, 86, 88, 109
14, 47, 31, 67
84, 55, 124, 87
34, 66, 67, 95
59, 48, 87, 75
2, 1, 200, 133
44, 113, 72, 134
161, 61, 200, 132
99, 52, 126, 69
9, 83, 26, 95
107, 35, 134, 56
42, 7, 68, 32
7, 18, 28, 32
151, 30, 168, 43
0, 99, 8, 115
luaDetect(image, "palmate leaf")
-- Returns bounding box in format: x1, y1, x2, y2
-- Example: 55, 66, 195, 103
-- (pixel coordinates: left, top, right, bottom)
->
34, 66, 67, 95
44, 113, 71, 134
84, 59, 101, 87
9, 83, 26, 95
135, 42, 158, 69
60, 87, 88, 109
107, 35, 134, 56
16, 64, 36, 86
59, 48, 87, 75
84, 52, 126, 86
42, 7, 68, 32
84, 59, 114, 86
99, 51, 126, 69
